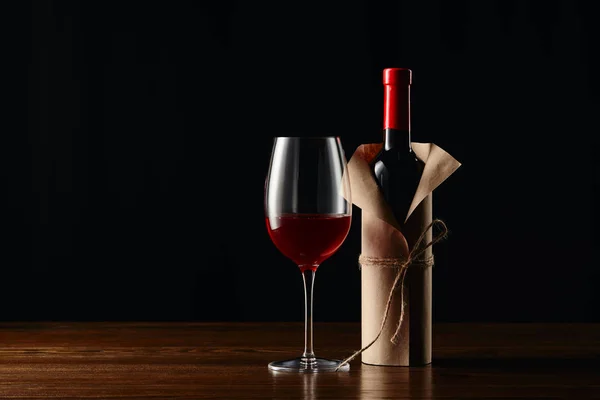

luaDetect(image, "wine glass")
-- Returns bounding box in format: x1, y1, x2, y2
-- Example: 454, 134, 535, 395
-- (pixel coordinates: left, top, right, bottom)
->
264, 136, 352, 373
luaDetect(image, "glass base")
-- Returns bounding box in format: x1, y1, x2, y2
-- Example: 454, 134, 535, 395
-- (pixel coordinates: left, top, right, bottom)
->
268, 357, 350, 373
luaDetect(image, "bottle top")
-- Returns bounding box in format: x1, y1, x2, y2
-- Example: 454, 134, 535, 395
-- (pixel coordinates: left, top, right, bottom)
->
383, 68, 412, 86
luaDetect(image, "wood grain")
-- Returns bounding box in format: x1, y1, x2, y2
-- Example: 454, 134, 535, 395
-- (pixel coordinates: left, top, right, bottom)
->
0, 322, 598, 399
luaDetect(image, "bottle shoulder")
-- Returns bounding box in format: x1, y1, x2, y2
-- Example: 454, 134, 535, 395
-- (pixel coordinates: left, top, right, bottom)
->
371, 147, 425, 168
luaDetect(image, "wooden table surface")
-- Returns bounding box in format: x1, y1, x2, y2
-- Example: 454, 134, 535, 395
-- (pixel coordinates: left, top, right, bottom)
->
0, 322, 598, 399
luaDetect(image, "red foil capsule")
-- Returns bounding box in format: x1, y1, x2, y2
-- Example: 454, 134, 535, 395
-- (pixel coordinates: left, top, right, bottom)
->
383, 68, 412, 132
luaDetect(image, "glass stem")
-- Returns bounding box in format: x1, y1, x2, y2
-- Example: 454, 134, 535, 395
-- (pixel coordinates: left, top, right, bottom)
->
301, 268, 316, 363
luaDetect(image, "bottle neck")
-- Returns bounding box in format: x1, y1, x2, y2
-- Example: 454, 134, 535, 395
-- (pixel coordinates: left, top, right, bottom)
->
384, 128, 412, 151
383, 84, 411, 151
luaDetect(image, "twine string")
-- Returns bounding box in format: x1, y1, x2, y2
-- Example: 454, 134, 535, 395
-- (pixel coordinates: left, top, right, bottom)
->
335, 219, 448, 371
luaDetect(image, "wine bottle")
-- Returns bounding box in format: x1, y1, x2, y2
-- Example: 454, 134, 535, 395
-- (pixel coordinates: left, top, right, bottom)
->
371, 67, 425, 227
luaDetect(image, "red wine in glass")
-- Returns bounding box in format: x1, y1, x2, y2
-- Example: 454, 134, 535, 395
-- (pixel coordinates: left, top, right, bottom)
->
266, 214, 351, 271
264, 136, 352, 373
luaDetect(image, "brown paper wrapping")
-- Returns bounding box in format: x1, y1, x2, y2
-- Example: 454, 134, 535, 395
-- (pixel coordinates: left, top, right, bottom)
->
347, 142, 461, 366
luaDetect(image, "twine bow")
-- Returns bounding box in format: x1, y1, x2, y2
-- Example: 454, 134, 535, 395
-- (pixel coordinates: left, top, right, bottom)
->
335, 219, 448, 371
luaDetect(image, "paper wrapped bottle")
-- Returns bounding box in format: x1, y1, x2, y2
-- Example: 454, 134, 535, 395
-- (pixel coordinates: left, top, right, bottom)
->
346, 141, 460, 366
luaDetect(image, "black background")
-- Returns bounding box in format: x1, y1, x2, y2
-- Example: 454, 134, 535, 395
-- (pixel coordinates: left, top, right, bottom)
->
19, 1, 598, 323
